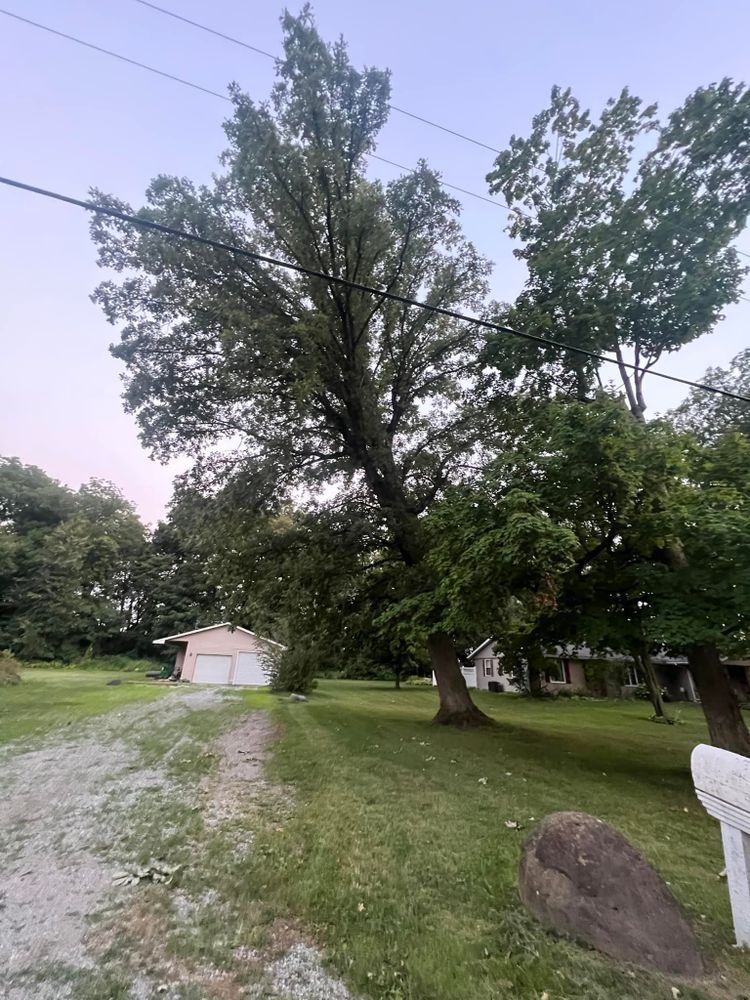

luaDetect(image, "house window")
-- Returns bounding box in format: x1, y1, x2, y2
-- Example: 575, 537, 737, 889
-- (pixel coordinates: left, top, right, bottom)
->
546, 659, 571, 684
483, 658, 495, 677
625, 663, 641, 687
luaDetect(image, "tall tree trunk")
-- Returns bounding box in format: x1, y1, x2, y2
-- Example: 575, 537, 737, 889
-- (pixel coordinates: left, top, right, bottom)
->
635, 651, 670, 721
429, 632, 493, 727
659, 535, 750, 754
688, 643, 750, 756
526, 646, 546, 697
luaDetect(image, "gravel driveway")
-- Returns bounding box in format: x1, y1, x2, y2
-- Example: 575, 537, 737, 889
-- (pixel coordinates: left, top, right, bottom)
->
0, 688, 228, 998
0, 686, 355, 1000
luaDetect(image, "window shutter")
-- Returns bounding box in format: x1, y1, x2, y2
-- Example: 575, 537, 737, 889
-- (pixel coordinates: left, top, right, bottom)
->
563, 659, 571, 684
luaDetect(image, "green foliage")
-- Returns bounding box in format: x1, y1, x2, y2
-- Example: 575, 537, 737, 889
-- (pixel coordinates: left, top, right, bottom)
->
674, 348, 750, 442
486, 81, 750, 413
265, 642, 318, 694
87, 10, 506, 715
0, 461, 148, 660
0, 458, 226, 662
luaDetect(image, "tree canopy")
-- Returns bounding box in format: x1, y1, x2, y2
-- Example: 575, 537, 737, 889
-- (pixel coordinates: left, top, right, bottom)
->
89, 9, 511, 725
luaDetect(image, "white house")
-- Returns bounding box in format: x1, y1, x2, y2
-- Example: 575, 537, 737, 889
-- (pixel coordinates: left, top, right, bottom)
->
434, 639, 703, 700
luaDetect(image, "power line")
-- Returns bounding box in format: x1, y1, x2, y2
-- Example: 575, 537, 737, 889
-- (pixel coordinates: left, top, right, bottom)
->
2, 8, 749, 300
2, 173, 748, 406
0, 8, 511, 215
129, 0, 750, 268
131, 0, 503, 155
0, 10, 228, 101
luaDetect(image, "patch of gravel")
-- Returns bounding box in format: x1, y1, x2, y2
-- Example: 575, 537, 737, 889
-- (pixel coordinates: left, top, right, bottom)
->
0, 686, 226, 999
268, 944, 354, 1000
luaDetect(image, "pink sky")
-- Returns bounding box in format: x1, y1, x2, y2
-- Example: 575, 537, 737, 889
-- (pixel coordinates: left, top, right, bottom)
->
2, 0, 749, 525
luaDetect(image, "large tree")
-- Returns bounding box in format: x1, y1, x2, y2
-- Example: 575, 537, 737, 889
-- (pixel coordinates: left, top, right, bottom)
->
486, 81, 750, 752
89, 11, 504, 725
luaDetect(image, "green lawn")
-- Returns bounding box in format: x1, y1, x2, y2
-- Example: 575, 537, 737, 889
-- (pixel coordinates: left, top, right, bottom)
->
237, 681, 750, 1000
5, 672, 748, 998
0, 669, 167, 745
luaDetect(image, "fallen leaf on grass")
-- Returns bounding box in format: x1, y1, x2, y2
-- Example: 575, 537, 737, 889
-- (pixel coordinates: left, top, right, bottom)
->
504, 820, 521, 830
478, 777, 488, 785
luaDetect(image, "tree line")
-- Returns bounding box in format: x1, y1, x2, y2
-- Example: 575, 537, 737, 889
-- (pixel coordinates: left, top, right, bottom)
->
0, 458, 220, 660
12, 11, 750, 751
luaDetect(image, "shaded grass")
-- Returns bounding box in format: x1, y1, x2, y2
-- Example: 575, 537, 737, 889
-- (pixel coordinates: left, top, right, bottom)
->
0, 669, 168, 745
234, 681, 750, 1000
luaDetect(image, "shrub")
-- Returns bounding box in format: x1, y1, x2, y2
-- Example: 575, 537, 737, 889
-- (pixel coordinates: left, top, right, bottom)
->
266, 643, 317, 694
0, 650, 22, 686
402, 675, 433, 687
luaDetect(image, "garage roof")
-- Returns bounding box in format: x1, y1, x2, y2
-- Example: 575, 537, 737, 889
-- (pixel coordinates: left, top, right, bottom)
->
152, 622, 284, 648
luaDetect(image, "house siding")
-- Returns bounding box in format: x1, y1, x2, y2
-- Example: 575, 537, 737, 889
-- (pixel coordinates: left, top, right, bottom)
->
177, 627, 272, 684
469, 641, 517, 692
545, 658, 587, 693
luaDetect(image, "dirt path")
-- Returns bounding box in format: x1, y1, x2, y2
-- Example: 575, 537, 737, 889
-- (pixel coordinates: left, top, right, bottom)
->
0, 687, 355, 1000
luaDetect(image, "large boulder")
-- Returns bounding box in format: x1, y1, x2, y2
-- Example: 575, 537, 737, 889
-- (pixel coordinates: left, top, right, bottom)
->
518, 811, 704, 977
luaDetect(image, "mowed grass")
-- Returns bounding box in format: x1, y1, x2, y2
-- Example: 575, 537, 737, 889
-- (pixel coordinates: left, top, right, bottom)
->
0, 669, 168, 745
238, 681, 750, 1000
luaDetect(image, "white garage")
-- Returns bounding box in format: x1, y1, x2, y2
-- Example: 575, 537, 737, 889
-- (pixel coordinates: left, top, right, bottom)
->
152, 623, 283, 686
193, 653, 233, 685
234, 651, 267, 686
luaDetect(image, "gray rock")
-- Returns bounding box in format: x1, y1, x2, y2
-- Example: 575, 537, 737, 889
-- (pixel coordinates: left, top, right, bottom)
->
106, 679, 122, 686
518, 811, 704, 977
288, 693, 307, 702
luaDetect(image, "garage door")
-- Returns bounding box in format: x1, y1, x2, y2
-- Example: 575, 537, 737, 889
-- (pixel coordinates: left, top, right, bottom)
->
193, 653, 232, 685
234, 651, 267, 686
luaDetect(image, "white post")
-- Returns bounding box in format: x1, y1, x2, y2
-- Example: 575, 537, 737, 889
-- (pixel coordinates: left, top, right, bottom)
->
720, 824, 750, 946
691, 744, 750, 947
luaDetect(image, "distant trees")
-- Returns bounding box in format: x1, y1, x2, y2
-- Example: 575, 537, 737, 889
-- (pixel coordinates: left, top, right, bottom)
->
0, 458, 222, 660
674, 348, 750, 442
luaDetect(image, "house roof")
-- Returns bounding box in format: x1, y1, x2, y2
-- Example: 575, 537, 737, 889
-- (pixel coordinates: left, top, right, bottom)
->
466, 638, 687, 665
467, 638, 495, 660
152, 622, 284, 648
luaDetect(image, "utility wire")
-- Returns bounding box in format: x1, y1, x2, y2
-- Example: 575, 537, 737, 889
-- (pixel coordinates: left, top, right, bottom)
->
129, 0, 750, 266
5, 7, 750, 286
131, 0, 503, 155
0, 8, 511, 214
5, 6, 750, 289
0, 7, 750, 302
1, 173, 748, 406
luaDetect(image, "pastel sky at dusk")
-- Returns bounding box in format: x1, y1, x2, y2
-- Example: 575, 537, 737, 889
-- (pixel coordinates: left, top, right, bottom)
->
1, 0, 749, 524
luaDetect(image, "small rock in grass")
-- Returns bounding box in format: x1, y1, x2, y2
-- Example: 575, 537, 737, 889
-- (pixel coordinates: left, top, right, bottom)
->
106, 679, 122, 686
288, 693, 307, 702
518, 811, 704, 977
